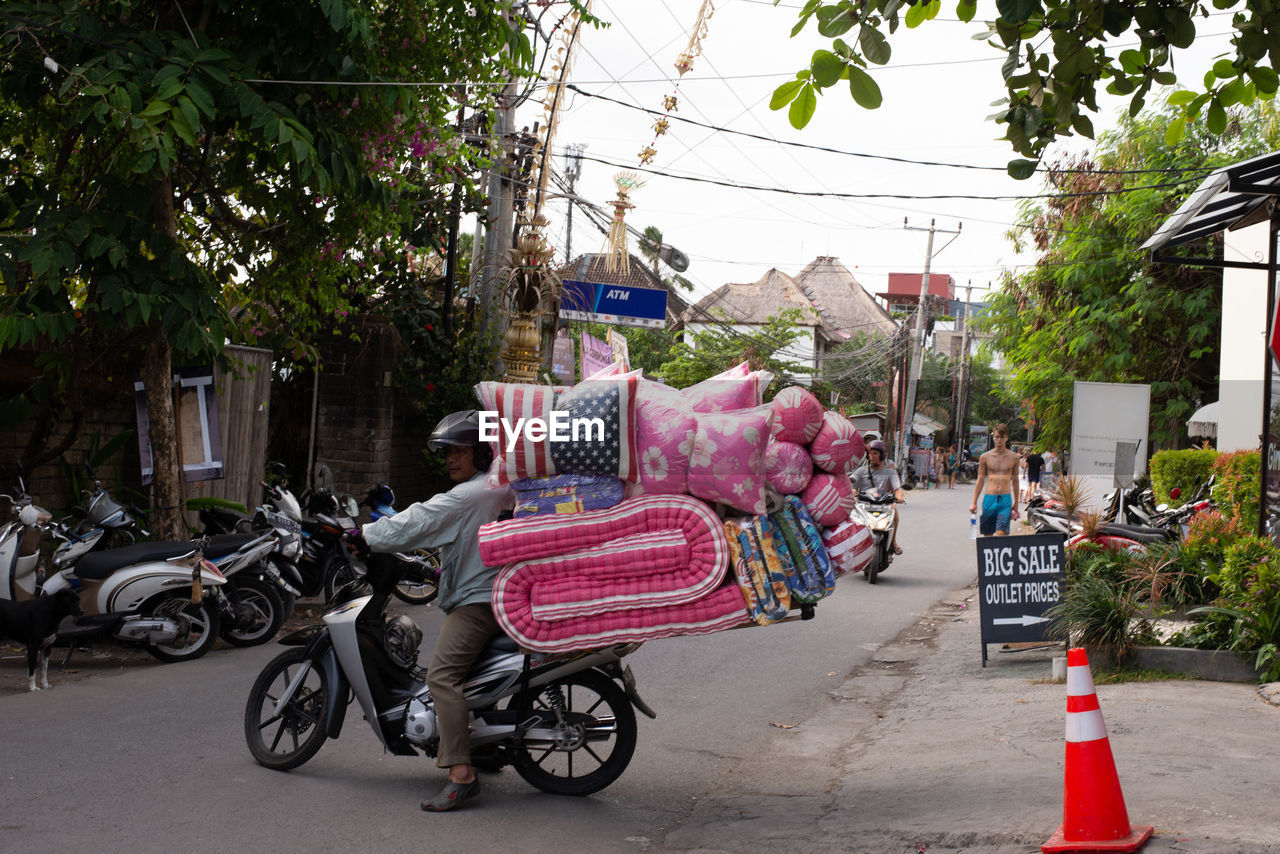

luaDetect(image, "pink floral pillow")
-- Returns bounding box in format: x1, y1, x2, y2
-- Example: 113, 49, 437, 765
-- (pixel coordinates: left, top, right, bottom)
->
770, 386, 825, 444
474, 381, 558, 485
682, 364, 775, 413
809, 411, 863, 473
764, 440, 813, 495
800, 472, 856, 527
686, 405, 774, 515
631, 379, 696, 496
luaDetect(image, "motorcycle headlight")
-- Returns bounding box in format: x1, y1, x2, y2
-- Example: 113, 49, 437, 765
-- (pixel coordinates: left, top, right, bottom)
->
279, 534, 301, 559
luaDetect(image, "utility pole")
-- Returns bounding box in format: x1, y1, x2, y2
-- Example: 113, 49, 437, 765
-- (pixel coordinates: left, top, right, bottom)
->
478, 81, 517, 358
954, 280, 974, 452
563, 144, 584, 264
897, 218, 961, 471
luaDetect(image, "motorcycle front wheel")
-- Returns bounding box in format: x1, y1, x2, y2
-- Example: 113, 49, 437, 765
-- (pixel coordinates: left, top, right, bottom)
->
244, 647, 330, 771
865, 538, 883, 584
509, 669, 637, 796
220, 578, 285, 647
144, 593, 221, 662
392, 551, 439, 606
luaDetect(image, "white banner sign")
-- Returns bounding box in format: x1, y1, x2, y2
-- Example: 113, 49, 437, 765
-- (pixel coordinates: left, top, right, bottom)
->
1070, 381, 1150, 512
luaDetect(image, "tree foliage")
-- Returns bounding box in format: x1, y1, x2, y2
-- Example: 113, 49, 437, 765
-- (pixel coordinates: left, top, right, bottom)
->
777, 0, 1280, 176
0, 0, 528, 531
979, 100, 1280, 451
657, 308, 814, 396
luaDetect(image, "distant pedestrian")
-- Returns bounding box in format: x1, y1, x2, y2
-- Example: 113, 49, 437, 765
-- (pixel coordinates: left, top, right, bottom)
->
945, 445, 959, 489
1025, 449, 1045, 499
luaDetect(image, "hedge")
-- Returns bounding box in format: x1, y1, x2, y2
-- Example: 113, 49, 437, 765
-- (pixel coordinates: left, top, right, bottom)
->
1149, 448, 1219, 507
1212, 450, 1262, 525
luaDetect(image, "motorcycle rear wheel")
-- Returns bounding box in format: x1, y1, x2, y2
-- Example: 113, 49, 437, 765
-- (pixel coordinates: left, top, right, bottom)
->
144, 593, 221, 663
865, 542, 882, 585
220, 577, 285, 647
509, 669, 637, 796
244, 647, 330, 771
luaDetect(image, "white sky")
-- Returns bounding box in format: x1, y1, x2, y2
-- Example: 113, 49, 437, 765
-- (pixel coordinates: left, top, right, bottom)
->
512, 0, 1239, 307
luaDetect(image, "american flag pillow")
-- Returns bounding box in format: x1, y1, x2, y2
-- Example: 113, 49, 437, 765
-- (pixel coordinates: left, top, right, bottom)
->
485, 382, 558, 485
550, 376, 640, 483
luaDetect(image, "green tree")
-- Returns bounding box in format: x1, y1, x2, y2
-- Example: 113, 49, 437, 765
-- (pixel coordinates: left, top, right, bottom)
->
657, 308, 814, 396
980, 100, 1280, 451
0, 1, 527, 535
776, 0, 1280, 176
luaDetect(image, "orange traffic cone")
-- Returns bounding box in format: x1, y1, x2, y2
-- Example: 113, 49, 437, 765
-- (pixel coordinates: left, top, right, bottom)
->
1042, 648, 1153, 853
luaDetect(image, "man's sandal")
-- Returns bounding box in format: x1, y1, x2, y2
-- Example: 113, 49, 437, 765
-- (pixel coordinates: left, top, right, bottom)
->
421, 777, 481, 812
892, 545, 904, 556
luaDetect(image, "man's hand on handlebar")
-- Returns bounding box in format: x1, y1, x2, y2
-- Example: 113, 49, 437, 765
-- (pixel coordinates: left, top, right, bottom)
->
343, 527, 370, 559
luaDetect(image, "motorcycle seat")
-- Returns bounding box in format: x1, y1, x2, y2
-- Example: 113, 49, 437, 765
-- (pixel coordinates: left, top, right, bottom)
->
74, 541, 200, 580
202, 532, 266, 559
483, 634, 520, 656
1099, 523, 1173, 543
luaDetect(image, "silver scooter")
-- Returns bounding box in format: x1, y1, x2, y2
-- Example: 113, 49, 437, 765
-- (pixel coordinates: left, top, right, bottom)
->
244, 553, 655, 796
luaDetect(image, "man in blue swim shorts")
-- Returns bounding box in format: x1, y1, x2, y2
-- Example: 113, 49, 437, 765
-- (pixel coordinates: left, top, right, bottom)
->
968, 423, 1020, 536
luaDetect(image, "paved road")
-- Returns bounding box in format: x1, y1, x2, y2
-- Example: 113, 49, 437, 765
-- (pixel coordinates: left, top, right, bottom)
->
0, 486, 980, 853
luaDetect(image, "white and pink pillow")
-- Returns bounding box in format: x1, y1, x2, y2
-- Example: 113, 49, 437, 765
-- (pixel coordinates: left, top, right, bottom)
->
631, 379, 696, 496
686, 405, 775, 515
800, 472, 856, 527
763, 440, 813, 495
770, 386, 824, 444
809, 411, 863, 473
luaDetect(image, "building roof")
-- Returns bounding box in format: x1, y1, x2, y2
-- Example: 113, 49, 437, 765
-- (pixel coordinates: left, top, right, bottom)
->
1142, 149, 1280, 258
794, 257, 898, 340
683, 267, 838, 340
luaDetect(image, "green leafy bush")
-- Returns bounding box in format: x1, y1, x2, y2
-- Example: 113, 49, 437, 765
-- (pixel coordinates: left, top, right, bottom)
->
1179, 509, 1246, 580
1191, 534, 1280, 680
1149, 447, 1218, 507
1046, 575, 1144, 664
1211, 450, 1262, 526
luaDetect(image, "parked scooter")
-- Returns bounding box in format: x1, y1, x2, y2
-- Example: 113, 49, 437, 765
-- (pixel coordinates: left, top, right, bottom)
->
856, 493, 900, 585
244, 553, 654, 796
360, 483, 439, 606
202, 531, 288, 646
65, 477, 149, 548
38, 530, 228, 663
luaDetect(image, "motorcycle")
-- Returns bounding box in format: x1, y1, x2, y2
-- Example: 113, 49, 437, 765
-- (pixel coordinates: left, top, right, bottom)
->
202, 530, 289, 646
361, 483, 440, 606
244, 553, 654, 796
65, 477, 150, 549
856, 493, 900, 585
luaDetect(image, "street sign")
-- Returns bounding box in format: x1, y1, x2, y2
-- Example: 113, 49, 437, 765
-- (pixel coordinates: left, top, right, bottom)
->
976, 532, 1066, 666
559, 280, 667, 328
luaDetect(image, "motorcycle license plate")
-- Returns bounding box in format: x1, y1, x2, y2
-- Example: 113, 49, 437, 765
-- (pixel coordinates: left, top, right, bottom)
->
264, 511, 301, 534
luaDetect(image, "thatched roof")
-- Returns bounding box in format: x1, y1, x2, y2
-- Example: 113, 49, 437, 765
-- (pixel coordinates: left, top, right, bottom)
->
794, 257, 898, 340
683, 268, 839, 341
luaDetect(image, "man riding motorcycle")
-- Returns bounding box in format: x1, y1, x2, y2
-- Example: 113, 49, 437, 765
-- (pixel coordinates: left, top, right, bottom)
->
359, 410, 512, 812
850, 439, 906, 558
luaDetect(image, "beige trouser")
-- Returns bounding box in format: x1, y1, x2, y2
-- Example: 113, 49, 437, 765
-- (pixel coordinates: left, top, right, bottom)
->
426, 603, 500, 768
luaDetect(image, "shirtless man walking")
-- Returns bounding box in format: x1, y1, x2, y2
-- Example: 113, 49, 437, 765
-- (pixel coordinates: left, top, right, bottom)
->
969, 423, 1021, 536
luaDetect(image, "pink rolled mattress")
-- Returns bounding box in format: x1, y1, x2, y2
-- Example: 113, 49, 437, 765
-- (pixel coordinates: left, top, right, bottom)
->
479, 494, 749, 652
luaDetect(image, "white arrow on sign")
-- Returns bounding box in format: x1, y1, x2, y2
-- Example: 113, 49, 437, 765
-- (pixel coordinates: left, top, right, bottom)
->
992, 615, 1050, 627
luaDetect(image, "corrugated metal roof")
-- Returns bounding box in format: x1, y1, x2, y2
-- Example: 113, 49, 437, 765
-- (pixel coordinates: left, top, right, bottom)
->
1142, 150, 1280, 255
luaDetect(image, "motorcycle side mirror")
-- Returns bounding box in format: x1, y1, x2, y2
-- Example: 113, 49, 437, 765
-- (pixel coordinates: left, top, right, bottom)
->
342, 496, 359, 517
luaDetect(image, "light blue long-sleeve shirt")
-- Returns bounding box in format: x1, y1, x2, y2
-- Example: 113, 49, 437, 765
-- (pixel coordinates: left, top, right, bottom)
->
362, 473, 513, 613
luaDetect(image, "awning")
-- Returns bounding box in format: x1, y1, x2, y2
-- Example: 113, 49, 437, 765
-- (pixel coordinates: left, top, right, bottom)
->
911, 413, 945, 436
1141, 150, 1280, 267
1187, 401, 1218, 438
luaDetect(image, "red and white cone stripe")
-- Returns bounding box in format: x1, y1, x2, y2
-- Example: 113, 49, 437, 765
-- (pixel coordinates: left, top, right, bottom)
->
1066, 660, 1108, 744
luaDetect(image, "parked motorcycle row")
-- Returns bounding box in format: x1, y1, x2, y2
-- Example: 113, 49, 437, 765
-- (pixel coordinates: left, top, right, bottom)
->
1025, 476, 1215, 553
0, 464, 440, 667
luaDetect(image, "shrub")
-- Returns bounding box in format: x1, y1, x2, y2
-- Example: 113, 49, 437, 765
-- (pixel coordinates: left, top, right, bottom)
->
1180, 510, 1247, 577
1149, 448, 1218, 508
1212, 449, 1262, 527
1191, 534, 1280, 680
1045, 575, 1144, 664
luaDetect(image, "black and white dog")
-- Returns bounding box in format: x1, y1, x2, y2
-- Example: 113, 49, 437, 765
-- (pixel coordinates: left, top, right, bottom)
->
0, 589, 83, 691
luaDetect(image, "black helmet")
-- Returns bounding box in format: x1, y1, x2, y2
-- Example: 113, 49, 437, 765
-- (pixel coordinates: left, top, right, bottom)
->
428, 410, 482, 452
428, 410, 493, 471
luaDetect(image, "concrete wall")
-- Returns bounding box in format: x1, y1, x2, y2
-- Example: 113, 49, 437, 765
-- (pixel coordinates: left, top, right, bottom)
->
1219, 220, 1269, 451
